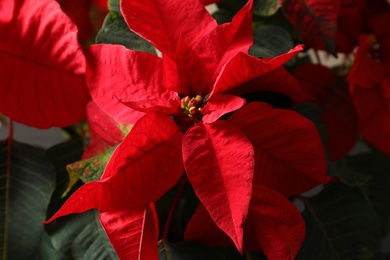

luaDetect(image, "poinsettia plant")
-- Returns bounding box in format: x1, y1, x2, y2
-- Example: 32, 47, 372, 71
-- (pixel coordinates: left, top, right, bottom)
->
1, 0, 390, 259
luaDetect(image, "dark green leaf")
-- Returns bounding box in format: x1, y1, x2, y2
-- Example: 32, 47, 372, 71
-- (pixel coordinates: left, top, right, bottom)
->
45, 138, 84, 217
35, 231, 62, 260
0, 140, 56, 259
297, 183, 382, 259
158, 240, 243, 260
212, 9, 235, 25
108, 0, 120, 13
344, 152, 390, 235
217, 0, 245, 13
64, 147, 115, 197
48, 210, 117, 259
96, 13, 156, 54
328, 162, 372, 187
253, 0, 281, 16
249, 25, 295, 65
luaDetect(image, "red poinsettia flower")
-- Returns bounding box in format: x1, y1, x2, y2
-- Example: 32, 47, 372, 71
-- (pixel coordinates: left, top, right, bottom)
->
46, 0, 328, 258
335, 0, 366, 53
294, 63, 359, 161
0, 0, 91, 128
347, 13, 390, 155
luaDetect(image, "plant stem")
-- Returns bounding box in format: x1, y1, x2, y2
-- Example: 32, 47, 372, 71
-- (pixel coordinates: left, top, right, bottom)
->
162, 175, 187, 241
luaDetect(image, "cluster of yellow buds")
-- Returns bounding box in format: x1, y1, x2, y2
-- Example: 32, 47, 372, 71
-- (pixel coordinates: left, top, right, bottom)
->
181, 94, 204, 119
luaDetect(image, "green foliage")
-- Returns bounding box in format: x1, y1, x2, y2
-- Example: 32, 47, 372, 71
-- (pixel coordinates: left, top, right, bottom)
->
48, 210, 117, 259
249, 25, 295, 64
0, 140, 56, 259
65, 147, 115, 197
297, 183, 383, 259
212, 9, 235, 24
108, 0, 120, 13
253, 0, 281, 16
45, 138, 85, 217
96, 12, 156, 54
344, 152, 390, 235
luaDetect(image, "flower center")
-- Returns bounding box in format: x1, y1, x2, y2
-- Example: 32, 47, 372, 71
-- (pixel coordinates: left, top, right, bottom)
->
180, 94, 205, 123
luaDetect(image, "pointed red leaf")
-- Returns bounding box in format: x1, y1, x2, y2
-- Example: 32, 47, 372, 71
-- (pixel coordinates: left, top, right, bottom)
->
349, 77, 390, 155
229, 102, 328, 197
120, 99, 182, 116
185, 203, 236, 248
282, 0, 339, 55
213, 45, 304, 95
347, 35, 390, 154
121, 0, 217, 57
0, 0, 90, 128
162, 38, 213, 96
45, 110, 184, 223
194, 0, 254, 83
294, 64, 358, 161
100, 204, 159, 259
182, 121, 254, 253
243, 184, 305, 259
185, 184, 306, 260
83, 101, 127, 159
202, 94, 246, 123
85, 44, 178, 124
347, 35, 384, 88
58, 0, 94, 43
228, 66, 305, 105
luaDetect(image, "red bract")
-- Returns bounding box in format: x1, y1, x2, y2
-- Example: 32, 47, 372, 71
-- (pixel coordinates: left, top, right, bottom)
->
185, 184, 305, 260
45, 110, 183, 259
282, 0, 340, 55
0, 0, 90, 128
294, 63, 359, 161
347, 13, 390, 155
47, 0, 328, 257
335, 0, 366, 53
82, 101, 128, 159
185, 102, 327, 258
99, 204, 159, 260
59, 0, 108, 44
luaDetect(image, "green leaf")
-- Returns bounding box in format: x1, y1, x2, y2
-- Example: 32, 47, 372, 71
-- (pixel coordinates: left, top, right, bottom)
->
34, 231, 62, 260
328, 162, 372, 187
297, 183, 382, 259
48, 210, 118, 259
0, 140, 56, 259
253, 0, 281, 16
45, 138, 84, 217
96, 12, 156, 54
217, 0, 246, 13
212, 9, 235, 25
344, 152, 390, 235
64, 147, 115, 197
249, 25, 295, 65
158, 240, 244, 260
108, 0, 120, 13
